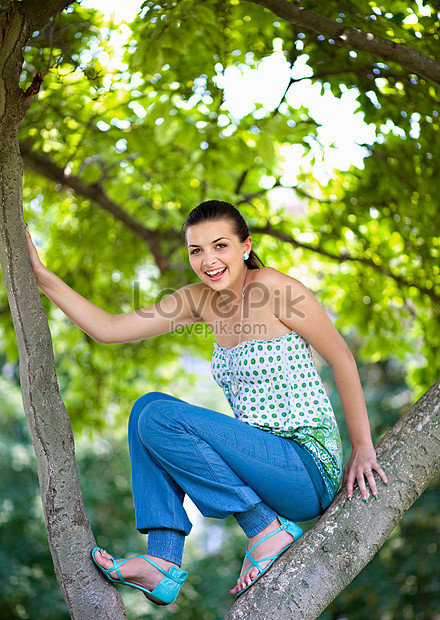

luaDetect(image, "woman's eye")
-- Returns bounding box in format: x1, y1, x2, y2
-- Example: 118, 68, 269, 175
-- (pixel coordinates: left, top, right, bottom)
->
190, 244, 226, 255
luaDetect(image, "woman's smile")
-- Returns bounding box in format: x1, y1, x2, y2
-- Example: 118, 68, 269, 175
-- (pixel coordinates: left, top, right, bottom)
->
205, 266, 227, 281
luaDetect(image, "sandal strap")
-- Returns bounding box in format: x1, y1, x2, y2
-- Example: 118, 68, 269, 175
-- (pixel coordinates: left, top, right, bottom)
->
244, 554, 275, 573
239, 517, 303, 576
246, 524, 282, 557
135, 555, 170, 578
100, 554, 174, 584
134, 555, 188, 584
105, 557, 130, 584
242, 543, 292, 577
239, 525, 282, 575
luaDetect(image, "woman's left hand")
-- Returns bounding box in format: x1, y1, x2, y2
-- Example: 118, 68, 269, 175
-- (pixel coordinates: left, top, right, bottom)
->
343, 445, 388, 501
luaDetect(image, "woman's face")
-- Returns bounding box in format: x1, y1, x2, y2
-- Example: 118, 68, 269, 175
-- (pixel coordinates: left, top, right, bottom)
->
186, 219, 251, 290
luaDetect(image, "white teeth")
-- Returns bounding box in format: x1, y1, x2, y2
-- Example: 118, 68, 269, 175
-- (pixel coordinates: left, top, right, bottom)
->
206, 267, 226, 276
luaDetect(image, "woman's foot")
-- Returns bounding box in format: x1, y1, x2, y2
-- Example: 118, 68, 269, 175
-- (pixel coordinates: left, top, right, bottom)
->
93, 548, 179, 592
229, 517, 295, 596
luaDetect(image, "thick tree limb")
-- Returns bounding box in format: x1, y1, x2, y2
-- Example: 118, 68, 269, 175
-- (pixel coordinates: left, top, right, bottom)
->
247, 0, 440, 85
20, 142, 170, 272
226, 379, 440, 619
22, 0, 73, 33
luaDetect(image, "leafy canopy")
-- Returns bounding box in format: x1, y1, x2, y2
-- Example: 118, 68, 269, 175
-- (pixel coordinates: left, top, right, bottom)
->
0, 0, 438, 429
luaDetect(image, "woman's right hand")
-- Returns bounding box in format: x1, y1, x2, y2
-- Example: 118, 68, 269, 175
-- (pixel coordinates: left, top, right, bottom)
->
25, 226, 48, 282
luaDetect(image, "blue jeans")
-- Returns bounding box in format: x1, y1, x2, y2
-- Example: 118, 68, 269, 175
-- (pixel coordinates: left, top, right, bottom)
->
128, 391, 323, 565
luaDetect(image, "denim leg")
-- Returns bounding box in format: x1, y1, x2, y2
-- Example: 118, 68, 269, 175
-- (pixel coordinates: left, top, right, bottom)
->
136, 394, 321, 521
128, 392, 187, 564
129, 392, 322, 564
129, 391, 274, 564
129, 392, 267, 527
129, 392, 191, 531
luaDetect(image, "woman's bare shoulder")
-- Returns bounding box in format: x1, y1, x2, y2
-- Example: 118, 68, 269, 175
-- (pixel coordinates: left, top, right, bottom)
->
251, 266, 306, 291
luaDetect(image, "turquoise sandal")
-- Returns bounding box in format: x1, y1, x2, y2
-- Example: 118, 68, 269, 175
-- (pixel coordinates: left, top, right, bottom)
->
234, 516, 303, 598
91, 547, 188, 606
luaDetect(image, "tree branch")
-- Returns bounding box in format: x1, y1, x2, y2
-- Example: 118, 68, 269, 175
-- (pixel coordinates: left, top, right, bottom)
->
22, 0, 74, 34
22, 70, 43, 110
19, 142, 170, 273
226, 379, 440, 619
247, 0, 440, 85
235, 170, 249, 195
19, 142, 438, 304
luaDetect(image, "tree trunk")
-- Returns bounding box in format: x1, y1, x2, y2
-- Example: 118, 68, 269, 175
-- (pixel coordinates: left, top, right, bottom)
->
225, 379, 440, 619
0, 2, 126, 617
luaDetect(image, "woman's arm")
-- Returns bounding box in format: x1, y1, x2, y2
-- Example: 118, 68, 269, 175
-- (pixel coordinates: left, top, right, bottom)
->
329, 351, 388, 500
267, 267, 388, 499
26, 228, 201, 344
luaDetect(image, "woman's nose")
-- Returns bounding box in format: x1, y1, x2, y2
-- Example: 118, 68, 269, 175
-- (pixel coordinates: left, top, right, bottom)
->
202, 250, 217, 266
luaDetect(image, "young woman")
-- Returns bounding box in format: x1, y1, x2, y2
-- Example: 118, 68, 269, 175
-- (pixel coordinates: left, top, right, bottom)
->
25, 200, 387, 604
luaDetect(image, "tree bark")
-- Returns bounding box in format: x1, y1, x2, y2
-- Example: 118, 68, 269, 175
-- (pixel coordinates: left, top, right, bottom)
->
248, 0, 440, 85
225, 378, 440, 619
0, 2, 126, 617
3, 2, 440, 618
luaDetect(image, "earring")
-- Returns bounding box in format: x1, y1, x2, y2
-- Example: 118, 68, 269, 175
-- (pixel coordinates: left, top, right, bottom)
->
243, 252, 249, 261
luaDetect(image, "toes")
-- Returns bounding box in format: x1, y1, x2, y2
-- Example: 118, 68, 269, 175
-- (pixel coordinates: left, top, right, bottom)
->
98, 548, 112, 559
233, 561, 270, 596
238, 576, 247, 591
237, 568, 257, 591
243, 568, 256, 587
230, 578, 242, 595
94, 548, 114, 568
249, 567, 258, 582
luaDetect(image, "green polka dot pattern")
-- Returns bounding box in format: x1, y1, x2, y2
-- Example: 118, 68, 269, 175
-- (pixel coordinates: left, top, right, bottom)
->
212, 330, 343, 493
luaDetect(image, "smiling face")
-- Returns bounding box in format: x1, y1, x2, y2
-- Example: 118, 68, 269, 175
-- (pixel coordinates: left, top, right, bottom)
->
186, 218, 251, 291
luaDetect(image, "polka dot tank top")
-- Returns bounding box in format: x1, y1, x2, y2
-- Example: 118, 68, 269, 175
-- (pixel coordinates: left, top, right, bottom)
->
211, 330, 343, 494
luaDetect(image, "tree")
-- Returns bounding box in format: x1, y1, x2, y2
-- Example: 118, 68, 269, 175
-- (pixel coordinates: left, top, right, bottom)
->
3, 349, 437, 619
14, 0, 439, 400
0, 0, 439, 618
0, 1, 125, 617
